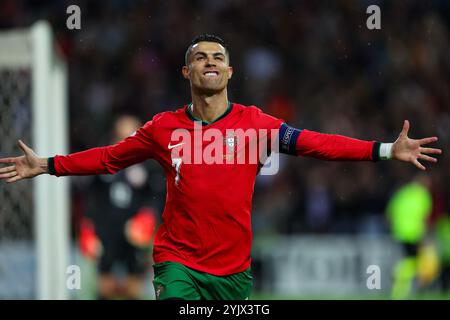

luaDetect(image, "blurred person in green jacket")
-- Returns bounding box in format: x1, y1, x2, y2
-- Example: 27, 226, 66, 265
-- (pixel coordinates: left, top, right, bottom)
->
386, 174, 433, 299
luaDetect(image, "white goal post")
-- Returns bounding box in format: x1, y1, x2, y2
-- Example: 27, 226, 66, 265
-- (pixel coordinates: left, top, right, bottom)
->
0, 21, 70, 299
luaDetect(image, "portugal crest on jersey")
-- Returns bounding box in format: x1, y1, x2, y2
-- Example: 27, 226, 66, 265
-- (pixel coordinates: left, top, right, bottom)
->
224, 134, 238, 151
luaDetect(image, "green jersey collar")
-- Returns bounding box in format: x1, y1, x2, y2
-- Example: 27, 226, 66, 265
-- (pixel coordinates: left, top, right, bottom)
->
186, 101, 232, 126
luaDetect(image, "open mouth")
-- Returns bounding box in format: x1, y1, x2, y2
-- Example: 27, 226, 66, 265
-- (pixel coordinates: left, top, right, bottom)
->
203, 71, 219, 77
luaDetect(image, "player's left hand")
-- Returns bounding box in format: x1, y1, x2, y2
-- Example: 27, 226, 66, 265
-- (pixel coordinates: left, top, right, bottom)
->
392, 120, 442, 170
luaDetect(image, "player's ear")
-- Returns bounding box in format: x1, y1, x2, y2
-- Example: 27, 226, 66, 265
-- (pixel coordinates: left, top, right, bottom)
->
227, 66, 233, 80
182, 65, 190, 79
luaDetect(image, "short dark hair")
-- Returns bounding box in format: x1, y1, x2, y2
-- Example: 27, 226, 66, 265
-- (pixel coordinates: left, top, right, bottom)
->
185, 34, 229, 65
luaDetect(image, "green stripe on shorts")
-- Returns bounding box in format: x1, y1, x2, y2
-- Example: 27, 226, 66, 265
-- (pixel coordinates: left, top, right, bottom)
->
153, 261, 252, 300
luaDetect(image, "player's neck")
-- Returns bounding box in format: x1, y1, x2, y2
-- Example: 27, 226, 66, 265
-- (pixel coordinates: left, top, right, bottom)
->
190, 90, 229, 124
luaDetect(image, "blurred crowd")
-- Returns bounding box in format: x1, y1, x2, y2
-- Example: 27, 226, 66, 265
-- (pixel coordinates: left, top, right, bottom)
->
2, 0, 449, 236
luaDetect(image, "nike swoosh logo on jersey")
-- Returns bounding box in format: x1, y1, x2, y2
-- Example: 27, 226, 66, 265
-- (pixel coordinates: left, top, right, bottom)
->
168, 142, 185, 149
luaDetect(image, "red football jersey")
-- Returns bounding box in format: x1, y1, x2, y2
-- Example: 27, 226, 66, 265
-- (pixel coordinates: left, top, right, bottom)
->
50, 102, 377, 275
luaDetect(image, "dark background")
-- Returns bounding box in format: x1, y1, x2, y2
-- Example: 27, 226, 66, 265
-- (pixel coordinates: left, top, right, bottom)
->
1, 0, 448, 237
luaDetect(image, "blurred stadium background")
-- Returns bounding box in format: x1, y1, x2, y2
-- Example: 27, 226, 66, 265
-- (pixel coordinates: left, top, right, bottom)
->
0, 0, 449, 299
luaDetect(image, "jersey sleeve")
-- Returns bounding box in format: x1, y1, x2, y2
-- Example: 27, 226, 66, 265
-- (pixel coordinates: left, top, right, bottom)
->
294, 127, 380, 161
49, 119, 158, 176
250, 106, 380, 161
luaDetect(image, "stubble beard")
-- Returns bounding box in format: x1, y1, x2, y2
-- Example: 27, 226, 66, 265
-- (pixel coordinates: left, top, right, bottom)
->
193, 79, 227, 97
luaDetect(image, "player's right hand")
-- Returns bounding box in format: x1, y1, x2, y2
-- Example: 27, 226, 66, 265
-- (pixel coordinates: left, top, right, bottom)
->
0, 140, 47, 183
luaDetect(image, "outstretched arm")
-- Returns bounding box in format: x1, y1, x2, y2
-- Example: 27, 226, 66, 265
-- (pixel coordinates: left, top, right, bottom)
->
0, 120, 156, 183
281, 120, 441, 169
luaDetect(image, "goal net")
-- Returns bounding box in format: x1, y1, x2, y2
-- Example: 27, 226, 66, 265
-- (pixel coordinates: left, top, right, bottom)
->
0, 21, 70, 299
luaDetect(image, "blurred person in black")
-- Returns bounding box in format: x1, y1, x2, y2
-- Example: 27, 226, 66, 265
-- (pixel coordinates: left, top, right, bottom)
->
79, 115, 158, 300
